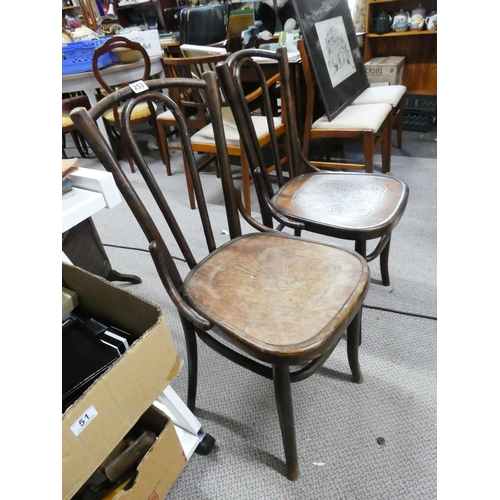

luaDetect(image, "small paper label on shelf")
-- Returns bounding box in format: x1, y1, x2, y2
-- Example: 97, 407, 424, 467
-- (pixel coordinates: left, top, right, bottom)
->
70, 405, 98, 436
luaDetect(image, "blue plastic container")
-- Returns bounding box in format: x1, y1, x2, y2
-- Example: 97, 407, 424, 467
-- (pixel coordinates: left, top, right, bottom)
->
62, 38, 117, 75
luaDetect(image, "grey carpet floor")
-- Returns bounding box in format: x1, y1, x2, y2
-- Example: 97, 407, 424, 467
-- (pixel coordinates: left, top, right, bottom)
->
73, 131, 437, 499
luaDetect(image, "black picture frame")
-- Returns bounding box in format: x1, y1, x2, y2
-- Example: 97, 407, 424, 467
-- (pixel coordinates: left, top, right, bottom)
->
291, 0, 369, 121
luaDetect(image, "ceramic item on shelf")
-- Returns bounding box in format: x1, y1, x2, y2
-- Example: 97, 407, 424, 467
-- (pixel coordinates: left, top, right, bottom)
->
111, 47, 142, 64
392, 10, 409, 32
425, 11, 437, 31
410, 3, 426, 31
409, 13, 425, 31
373, 11, 392, 34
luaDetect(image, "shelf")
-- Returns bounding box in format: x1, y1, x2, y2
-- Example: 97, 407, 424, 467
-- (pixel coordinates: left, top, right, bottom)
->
117, 1, 156, 8
62, 5, 81, 9
366, 30, 437, 37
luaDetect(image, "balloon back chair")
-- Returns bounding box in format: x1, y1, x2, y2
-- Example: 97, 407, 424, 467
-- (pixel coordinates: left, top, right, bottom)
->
70, 72, 370, 481
92, 36, 159, 173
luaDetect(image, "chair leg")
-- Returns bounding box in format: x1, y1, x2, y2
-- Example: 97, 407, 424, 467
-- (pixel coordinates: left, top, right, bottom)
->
380, 235, 391, 286
381, 116, 391, 174
362, 131, 375, 173
272, 364, 299, 481
180, 315, 199, 413
71, 130, 88, 158
157, 123, 173, 176
395, 106, 403, 149
346, 311, 363, 384
354, 240, 367, 347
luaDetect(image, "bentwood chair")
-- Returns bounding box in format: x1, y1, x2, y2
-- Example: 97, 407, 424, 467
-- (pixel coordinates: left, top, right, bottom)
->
216, 46, 409, 291
92, 36, 159, 173
70, 72, 370, 480
296, 39, 393, 173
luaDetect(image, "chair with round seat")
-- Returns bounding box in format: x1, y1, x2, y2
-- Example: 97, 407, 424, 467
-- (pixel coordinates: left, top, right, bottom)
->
216, 46, 409, 294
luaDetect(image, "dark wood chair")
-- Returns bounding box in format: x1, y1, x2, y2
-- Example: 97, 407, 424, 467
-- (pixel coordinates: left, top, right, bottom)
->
296, 39, 393, 174
215, 46, 409, 293
92, 36, 159, 173
70, 72, 370, 481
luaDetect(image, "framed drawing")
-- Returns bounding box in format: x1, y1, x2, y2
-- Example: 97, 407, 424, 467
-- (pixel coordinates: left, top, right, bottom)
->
290, 0, 369, 121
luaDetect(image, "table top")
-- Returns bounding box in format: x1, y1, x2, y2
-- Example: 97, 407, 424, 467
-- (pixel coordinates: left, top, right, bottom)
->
62, 54, 162, 82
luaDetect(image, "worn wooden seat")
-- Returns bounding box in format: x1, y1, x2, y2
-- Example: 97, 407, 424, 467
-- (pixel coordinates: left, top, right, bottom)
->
70, 73, 370, 481
216, 46, 409, 294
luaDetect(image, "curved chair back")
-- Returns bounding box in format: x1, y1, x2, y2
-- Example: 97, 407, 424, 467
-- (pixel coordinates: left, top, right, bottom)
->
216, 46, 303, 226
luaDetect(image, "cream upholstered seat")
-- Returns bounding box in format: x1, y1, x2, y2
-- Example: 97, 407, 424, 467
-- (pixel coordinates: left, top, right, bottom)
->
188, 75, 286, 214
310, 103, 391, 131
192, 113, 282, 147
353, 85, 406, 107
352, 84, 407, 148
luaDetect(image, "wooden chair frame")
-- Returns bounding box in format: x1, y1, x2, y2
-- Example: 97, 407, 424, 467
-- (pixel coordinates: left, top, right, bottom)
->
92, 36, 159, 173
70, 73, 370, 481
297, 39, 392, 174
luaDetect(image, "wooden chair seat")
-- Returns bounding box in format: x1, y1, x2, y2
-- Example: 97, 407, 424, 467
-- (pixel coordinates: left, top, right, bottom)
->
271, 171, 407, 236
184, 232, 368, 361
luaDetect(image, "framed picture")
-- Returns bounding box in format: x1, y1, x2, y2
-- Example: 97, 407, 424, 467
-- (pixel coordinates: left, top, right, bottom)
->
290, 0, 369, 120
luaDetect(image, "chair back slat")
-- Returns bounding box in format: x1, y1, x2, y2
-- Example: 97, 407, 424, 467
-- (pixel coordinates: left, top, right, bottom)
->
216, 47, 303, 223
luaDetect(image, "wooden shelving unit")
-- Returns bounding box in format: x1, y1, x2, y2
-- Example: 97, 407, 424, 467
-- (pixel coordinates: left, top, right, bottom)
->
62, 0, 101, 30
364, 0, 437, 95
112, 0, 178, 32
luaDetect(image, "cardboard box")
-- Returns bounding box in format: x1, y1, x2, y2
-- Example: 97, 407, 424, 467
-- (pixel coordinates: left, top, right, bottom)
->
119, 29, 162, 58
364, 56, 405, 85
62, 263, 181, 500
99, 405, 187, 500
